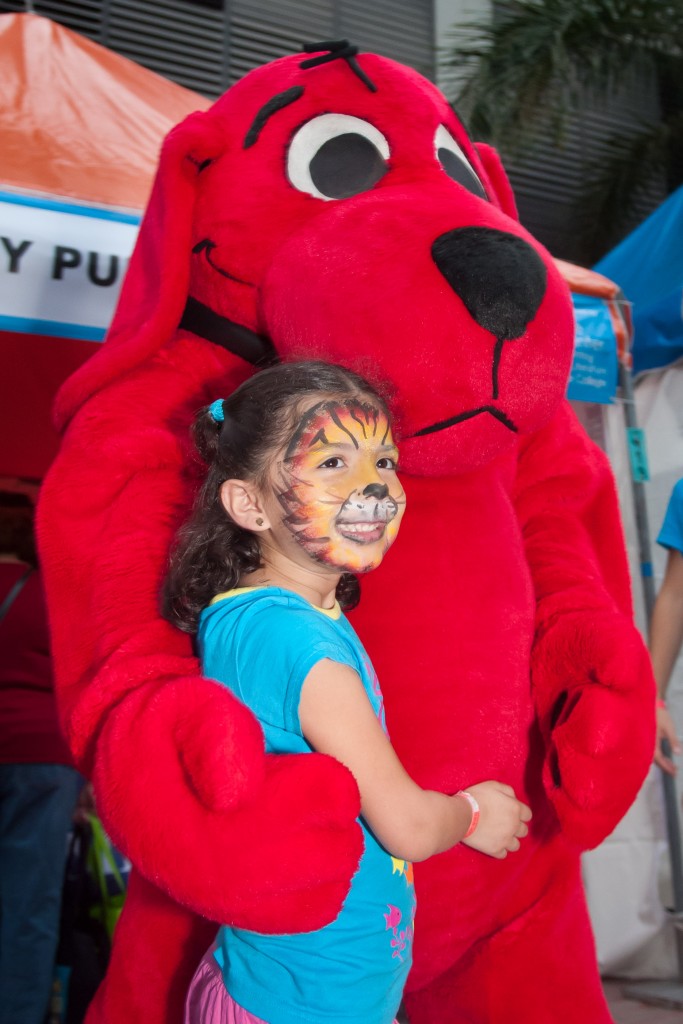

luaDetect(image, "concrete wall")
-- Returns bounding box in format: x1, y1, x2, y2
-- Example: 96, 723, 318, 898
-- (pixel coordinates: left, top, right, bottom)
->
433, 0, 491, 87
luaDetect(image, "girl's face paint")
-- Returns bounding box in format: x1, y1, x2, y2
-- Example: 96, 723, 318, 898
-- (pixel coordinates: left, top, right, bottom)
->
270, 399, 406, 573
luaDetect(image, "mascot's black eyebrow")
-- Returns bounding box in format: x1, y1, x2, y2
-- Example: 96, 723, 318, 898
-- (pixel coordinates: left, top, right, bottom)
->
243, 87, 305, 149
300, 40, 377, 93
243, 42, 377, 150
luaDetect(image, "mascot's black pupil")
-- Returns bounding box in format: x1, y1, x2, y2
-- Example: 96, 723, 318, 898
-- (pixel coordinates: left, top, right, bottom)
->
310, 133, 387, 199
438, 147, 487, 200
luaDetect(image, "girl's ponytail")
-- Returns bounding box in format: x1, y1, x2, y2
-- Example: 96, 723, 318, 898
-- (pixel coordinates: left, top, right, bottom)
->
192, 406, 224, 466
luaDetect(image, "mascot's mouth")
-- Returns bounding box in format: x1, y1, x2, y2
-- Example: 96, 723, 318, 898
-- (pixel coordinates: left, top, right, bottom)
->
192, 238, 255, 287
409, 406, 518, 437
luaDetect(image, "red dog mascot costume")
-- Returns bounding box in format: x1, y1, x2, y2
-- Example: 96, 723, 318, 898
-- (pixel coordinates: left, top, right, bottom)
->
38, 45, 655, 1024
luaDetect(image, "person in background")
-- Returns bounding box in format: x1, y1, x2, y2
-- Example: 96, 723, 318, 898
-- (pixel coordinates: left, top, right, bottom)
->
0, 492, 83, 1024
650, 478, 683, 776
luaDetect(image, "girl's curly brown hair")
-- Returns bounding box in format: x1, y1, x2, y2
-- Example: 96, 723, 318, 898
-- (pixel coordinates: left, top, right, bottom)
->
162, 360, 391, 633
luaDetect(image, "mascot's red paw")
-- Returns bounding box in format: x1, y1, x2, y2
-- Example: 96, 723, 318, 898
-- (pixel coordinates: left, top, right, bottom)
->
91, 671, 363, 930
532, 611, 656, 847
172, 675, 267, 812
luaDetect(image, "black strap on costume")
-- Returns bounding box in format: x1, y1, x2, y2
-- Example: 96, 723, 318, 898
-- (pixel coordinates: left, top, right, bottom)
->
179, 297, 278, 367
0, 568, 33, 626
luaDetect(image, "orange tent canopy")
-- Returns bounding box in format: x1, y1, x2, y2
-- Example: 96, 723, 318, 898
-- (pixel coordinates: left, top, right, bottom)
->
1, 11, 209, 208
553, 259, 621, 302
0, 13, 209, 486
554, 258, 632, 365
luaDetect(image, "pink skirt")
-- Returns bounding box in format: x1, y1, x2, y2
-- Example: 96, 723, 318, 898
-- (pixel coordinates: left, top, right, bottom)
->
184, 947, 402, 1024
184, 950, 268, 1024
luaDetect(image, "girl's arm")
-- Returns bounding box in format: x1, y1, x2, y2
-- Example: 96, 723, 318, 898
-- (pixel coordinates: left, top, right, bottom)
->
300, 659, 531, 862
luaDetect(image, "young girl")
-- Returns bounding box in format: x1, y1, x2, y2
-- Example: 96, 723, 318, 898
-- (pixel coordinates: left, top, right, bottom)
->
164, 360, 531, 1024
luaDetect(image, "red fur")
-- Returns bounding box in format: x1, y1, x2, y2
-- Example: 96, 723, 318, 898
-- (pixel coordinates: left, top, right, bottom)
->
38, 49, 655, 1023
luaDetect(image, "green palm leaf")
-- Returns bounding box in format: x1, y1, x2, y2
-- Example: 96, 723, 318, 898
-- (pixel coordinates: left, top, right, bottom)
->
443, 0, 683, 254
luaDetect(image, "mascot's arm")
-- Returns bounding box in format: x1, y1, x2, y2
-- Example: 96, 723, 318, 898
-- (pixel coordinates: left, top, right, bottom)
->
38, 338, 362, 931
513, 400, 655, 848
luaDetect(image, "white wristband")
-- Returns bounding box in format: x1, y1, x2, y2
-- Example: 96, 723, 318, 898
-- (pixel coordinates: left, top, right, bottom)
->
457, 790, 480, 839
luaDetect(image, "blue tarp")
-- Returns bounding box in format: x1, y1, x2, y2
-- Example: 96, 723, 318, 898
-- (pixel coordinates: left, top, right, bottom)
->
595, 185, 683, 375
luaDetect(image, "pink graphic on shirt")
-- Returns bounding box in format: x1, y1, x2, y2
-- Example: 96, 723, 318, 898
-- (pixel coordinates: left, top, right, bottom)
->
384, 904, 413, 963
391, 925, 413, 963
384, 904, 402, 931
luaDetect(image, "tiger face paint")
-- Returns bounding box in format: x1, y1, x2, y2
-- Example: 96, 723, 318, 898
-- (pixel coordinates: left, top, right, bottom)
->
272, 399, 406, 573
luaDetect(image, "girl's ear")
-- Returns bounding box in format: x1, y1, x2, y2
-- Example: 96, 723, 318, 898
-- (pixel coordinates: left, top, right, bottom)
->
220, 480, 270, 532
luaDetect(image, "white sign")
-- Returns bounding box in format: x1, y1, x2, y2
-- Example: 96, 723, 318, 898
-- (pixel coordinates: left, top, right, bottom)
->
0, 191, 141, 341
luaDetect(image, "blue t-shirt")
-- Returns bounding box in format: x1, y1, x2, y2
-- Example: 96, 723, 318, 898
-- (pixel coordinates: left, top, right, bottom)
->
198, 587, 415, 1024
658, 479, 683, 555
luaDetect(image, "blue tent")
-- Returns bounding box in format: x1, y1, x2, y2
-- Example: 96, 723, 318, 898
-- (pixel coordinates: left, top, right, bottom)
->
595, 186, 683, 376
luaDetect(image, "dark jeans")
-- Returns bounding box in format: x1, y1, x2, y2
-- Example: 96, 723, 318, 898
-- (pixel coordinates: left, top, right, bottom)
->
0, 763, 83, 1024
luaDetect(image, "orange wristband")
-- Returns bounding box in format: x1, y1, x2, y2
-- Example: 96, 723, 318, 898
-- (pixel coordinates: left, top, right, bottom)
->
457, 790, 480, 839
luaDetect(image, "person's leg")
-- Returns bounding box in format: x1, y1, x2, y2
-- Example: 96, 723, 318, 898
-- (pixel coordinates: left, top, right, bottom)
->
0, 763, 83, 1024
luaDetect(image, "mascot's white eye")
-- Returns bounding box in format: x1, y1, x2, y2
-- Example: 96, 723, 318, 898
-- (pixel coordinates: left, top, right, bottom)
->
287, 114, 390, 201
435, 125, 487, 200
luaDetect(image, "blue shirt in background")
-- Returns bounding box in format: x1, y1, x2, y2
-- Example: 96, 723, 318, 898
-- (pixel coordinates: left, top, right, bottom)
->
198, 586, 415, 1024
658, 479, 683, 555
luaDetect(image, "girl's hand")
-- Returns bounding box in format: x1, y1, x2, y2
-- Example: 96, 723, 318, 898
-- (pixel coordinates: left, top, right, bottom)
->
655, 703, 681, 776
460, 781, 532, 859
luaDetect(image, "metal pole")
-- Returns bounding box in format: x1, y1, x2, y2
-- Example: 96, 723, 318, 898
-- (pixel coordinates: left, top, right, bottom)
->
618, 360, 656, 618
660, 738, 683, 977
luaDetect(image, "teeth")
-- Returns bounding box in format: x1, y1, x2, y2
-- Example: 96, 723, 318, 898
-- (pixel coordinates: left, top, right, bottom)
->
338, 522, 382, 534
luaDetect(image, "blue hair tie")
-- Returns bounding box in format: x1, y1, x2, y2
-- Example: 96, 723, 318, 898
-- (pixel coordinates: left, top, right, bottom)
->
209, 399, 225, 423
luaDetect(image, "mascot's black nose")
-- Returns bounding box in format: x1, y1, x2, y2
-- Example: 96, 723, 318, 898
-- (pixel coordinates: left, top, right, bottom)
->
364, 483, 389, 500
431, 227, 547, 340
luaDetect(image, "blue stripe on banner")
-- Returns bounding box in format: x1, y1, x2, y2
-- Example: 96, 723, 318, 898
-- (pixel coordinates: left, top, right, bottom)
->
0, 315, 105, 342
0, 190, 142, 225
641, 562, 653, 578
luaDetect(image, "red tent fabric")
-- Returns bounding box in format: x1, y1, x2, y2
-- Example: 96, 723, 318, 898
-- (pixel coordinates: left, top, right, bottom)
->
0, 12, 209, 485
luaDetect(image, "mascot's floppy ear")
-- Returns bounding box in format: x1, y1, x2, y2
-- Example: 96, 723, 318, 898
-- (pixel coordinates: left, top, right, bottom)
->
475, 143, 519, 222
54, 108, 227, 430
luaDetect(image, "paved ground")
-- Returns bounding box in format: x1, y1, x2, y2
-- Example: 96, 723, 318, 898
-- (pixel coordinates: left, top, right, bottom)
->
605, 979, 683, 1022
397, 980, 683, 1021
397, 978, 683, 1019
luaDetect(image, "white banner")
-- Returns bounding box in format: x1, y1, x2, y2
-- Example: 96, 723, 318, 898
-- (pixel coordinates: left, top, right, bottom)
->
0, 190, 140, 341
